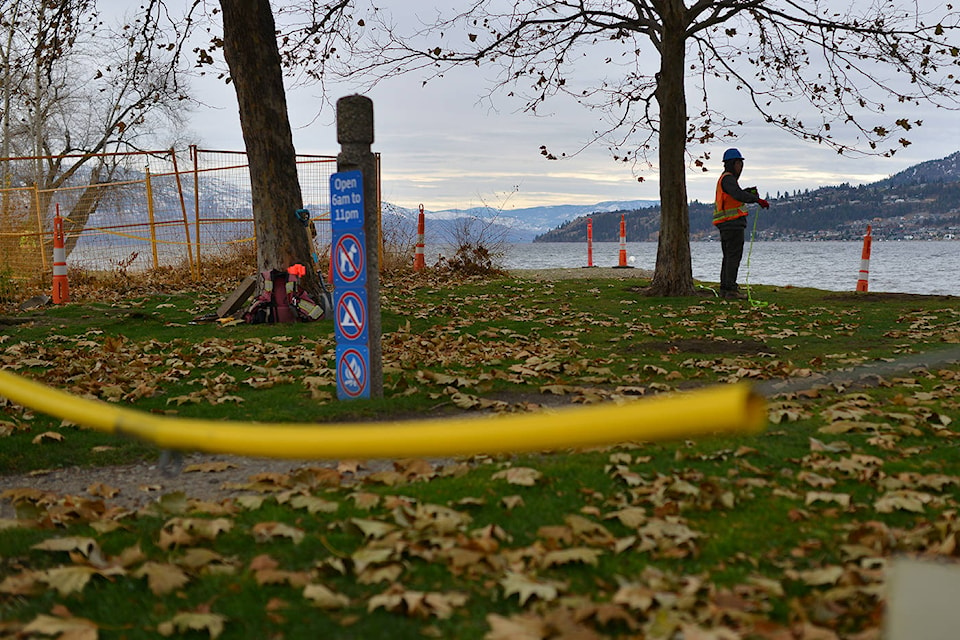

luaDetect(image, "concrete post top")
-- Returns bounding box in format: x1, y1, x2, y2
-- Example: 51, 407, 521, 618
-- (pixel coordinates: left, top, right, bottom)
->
336, 95, 374, 145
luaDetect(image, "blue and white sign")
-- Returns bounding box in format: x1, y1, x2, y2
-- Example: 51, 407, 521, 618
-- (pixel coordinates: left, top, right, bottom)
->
334, 289, 368, 343
330, 169, 372, 401
332, 232, 366, 287
336, 345, 370, 399
330, 170, 365, 233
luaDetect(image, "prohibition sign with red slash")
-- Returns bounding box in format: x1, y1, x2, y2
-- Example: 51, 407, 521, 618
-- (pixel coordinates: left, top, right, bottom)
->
335, 290, 367, 343
337, 347, 369, 398
333, 233, 365, 286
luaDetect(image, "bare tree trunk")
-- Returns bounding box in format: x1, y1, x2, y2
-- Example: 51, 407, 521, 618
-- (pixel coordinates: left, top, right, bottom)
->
647, 5, 696, 297
219, 0, 319, 296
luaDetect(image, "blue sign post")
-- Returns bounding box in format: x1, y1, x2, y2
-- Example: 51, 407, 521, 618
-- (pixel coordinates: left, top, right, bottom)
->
331, 170, 371, 400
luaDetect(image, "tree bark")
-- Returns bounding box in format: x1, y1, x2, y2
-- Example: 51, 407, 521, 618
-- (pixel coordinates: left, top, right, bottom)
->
220, 0, 319, 296
646, 2, 696, 297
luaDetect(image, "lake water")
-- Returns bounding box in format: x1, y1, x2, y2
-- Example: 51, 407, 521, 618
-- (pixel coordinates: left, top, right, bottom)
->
483, 241, 959, 296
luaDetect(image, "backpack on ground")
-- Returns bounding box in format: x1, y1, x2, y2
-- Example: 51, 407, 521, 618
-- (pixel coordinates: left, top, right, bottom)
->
243, 265, 326, 324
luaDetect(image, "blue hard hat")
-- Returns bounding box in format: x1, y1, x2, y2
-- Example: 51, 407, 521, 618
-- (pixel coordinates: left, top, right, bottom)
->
723, 148, 744, 162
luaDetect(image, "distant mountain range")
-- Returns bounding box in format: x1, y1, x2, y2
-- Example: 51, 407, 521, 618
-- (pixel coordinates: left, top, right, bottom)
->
72, 150, 960, 248
534, 151, 960, 243
383, 199, 659, 244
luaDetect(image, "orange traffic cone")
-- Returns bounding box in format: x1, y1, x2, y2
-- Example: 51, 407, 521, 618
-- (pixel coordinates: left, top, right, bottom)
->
586, 218, 594, 267
52, 207, 70, 304
856, 225, 872, 292
413, 204, 426, 271
617, 214, 628, 268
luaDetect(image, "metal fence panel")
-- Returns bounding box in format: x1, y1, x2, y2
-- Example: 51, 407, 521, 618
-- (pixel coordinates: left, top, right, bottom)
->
0, 148, 343, 285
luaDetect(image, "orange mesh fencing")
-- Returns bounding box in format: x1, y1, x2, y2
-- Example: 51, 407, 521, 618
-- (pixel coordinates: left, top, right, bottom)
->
0, 148, 342, 289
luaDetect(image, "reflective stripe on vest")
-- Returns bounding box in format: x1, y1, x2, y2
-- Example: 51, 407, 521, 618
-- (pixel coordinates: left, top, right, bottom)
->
713, 172, 748, 225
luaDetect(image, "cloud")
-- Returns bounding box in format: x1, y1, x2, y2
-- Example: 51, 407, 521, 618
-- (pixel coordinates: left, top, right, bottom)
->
185, 6, 960, 214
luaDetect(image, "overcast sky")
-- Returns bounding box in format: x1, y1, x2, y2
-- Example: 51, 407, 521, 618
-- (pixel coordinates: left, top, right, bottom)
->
184, 3, 960, 213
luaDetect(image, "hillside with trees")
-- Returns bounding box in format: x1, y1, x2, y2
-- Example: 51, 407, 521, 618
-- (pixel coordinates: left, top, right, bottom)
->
534, 152, 960, 243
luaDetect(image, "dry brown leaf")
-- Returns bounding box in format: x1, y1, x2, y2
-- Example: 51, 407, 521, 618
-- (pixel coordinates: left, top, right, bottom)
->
86, 482, 121, 498
394, 458, 435, 479
0, 420, 23, 437
23, 614, 98, 640
32, 536, 101, 558
39, 566, 100, 597
338, 459, 366, 474
0, 570, 43, 596
541, 547, 603, 568
786, 565, 845, 586
501, 495, 525, 510
492, 467, 543, 486
300, 467, 342, 487
351, 547, 395, 575
349, 491, 381, 510
484, 613, 546, 640
32, 431, 64, 445
368, 585, 469, 620
565, 514, 615, 545
157, 612, 227, 639
288, 494, 339, 514
604, 507, 648, 529
133, 562, 191, 596
809, 437, 852, 453
176, 548, 225, 571
500, 571, 562, 606
254, 569, 311, 587
159, 518, 233, 550
251, 522, 305, 544
350, 518, 396, 540
797, 471, 837, 489
805, 492, 851, 508
248, 554, 279, 571
303, 583, 350, 609
358, 563, 404, 585
874, 490, 931, 513
364, 470, 406, 486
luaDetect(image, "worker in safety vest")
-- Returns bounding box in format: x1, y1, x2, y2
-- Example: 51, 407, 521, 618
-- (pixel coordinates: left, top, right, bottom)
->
713, 148, 769, 299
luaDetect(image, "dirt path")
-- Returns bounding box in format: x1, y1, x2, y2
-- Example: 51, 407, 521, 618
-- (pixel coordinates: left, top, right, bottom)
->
0, 453, 424, 517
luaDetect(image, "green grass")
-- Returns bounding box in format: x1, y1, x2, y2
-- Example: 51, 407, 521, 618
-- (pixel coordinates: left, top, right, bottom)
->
2, 271, 960, 638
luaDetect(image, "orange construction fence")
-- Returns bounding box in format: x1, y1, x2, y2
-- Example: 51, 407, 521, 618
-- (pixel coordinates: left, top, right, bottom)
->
0, 147, 369, 287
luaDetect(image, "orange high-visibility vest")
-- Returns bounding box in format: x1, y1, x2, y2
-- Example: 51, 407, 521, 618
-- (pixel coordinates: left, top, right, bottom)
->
713, 172, 748, 225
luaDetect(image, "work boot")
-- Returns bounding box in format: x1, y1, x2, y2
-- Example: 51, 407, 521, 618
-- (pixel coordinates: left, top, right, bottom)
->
721, 289, 745, 300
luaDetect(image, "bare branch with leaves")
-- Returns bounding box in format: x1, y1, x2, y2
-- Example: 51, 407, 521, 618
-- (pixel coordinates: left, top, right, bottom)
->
279, 0, 960, 295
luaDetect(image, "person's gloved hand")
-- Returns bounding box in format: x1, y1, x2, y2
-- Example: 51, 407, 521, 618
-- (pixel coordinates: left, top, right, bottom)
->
758, 198, 770, 209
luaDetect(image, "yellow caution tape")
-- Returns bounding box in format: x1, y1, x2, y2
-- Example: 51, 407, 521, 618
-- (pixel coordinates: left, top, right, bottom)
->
0, 369, 766, 459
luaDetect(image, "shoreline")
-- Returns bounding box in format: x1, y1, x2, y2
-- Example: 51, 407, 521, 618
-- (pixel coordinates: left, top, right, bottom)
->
509, 267, 654, 280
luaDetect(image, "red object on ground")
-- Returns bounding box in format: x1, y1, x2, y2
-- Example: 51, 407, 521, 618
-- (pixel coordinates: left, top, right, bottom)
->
586, 218, 594, 267
414, 204, 426, 271
52, 206, 70, 304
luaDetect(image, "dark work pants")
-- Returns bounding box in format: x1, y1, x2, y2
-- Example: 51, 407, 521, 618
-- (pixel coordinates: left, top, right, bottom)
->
718, 223, 745, 292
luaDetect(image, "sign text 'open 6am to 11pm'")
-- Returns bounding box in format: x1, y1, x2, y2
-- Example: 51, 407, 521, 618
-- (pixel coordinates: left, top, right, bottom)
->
330, 169, 371, 400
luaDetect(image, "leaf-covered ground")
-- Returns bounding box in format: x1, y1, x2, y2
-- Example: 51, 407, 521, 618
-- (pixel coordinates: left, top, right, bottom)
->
2, 270, 960, 639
